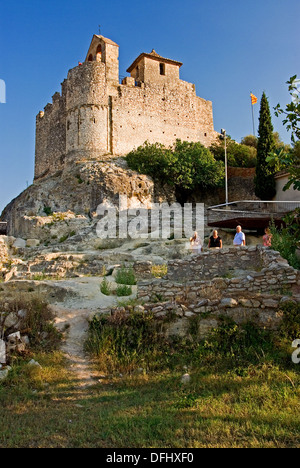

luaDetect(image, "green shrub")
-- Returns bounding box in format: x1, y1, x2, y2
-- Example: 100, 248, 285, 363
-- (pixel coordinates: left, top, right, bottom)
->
116, 284, 132, 297
202, 318, 275, 365
0, 294, 61, 352
85, 311, 164, 372
100, 277, 111, 296
278, 301, 300, 340
76, 174, 84, 184
115, 266, 136, 285
269, 214, 300, 270
43, 206, 53, 216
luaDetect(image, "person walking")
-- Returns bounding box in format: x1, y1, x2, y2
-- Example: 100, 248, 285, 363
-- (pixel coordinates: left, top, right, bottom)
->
208, 230, 223, 249
233, 225, 246, 246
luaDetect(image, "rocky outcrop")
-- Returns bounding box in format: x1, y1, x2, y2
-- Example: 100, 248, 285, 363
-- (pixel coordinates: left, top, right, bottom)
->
0, 158, 166, 238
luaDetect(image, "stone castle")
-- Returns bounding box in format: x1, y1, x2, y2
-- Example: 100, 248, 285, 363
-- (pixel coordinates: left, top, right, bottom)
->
34, 34, 218, 180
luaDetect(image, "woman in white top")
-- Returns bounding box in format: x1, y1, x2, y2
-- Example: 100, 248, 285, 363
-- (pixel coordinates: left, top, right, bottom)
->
190, 232, 203, 253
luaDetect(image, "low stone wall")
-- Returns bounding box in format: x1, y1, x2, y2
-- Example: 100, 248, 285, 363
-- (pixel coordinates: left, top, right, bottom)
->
165, 246, 289, 282
132, 247, 300, 338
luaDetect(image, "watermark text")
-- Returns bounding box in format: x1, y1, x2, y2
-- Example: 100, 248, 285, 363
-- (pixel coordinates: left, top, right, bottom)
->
0, 79, 6, 103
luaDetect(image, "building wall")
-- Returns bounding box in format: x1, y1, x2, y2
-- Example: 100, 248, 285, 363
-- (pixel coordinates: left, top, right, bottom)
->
130, 56, 180, 84
112, 80, 216, 155
274, 173, 300, 202
35, 91, 66, 180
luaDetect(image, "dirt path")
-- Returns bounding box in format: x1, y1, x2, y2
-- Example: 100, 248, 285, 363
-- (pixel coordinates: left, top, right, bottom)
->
50, 276, 136, 387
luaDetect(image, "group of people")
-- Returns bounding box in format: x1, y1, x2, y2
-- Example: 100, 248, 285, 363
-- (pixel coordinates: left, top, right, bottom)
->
190, 226, 272, 253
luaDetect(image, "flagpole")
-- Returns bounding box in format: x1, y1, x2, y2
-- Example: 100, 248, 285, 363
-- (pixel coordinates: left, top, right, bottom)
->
250, 91, 256, 137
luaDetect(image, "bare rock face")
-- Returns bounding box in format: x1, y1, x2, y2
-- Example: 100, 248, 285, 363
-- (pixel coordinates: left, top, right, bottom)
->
0, 237, 12, 274
0, 159, 163, 239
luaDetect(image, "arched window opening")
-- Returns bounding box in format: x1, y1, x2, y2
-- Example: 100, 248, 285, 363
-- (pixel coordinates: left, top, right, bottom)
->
88, 54, 93, 62
96, 44, 102, 62
136, 66, 139, 80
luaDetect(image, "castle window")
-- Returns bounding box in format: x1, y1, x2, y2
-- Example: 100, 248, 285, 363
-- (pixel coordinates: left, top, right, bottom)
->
96, 45, 102, 62
159, 63, 165, 76
204, 133, 207, 137
136, 66, 139, 80
88, 54, 93, 62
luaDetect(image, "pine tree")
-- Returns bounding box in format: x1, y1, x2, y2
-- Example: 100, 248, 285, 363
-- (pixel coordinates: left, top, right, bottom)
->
254, 92, 276, 200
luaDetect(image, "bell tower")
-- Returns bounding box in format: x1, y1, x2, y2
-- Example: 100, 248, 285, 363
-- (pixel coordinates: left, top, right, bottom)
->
85, 35, 119, 87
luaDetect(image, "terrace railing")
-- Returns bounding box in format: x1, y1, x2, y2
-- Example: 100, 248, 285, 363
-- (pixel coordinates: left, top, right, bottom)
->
207, 200, 300, 229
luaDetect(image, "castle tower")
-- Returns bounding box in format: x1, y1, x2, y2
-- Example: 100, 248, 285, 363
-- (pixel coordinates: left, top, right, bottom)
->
85, 35, 119, 87
64, 35, 119, 162
127, 49, 182, 85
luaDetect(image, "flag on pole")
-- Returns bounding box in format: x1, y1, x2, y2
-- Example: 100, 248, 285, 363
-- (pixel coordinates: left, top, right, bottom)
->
250, 93, 258, 105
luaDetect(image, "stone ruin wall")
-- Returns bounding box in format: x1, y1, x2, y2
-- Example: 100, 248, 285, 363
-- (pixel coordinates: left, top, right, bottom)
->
126, 247, 299, 338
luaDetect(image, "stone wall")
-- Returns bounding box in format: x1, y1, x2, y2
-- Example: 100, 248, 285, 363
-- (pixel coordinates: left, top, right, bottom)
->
111, 80, 217, 156
35, 90, 67, 180
133, 247, 300, 338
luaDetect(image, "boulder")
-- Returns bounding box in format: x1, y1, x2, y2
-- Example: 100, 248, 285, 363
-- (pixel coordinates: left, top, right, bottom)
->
0, 369, 9, 381
26, 239, 40, 248
6, 331, 25, 353
220, 298, 238, 308
181, 373, 191, 384
3, 312, 19, 329
27, 359, 42, 368
13, 238, 26, 249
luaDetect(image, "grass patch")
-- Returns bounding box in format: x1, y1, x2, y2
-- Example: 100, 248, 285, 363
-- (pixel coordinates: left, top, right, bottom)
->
31, 273, 62, 281
0, 302, 300, 448
85, 310, 161, 373
152, 264, 168, 278
117, 298, 143, 308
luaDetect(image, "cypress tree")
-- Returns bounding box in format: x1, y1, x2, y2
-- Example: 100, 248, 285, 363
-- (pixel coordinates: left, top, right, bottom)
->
254, 92, 276, 199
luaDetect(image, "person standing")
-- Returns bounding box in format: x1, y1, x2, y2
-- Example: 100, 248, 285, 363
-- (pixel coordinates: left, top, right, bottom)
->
208, 230, 223, 249
190, 232, 203, 254
263, 227, 272, 247
233, 225, 246, 246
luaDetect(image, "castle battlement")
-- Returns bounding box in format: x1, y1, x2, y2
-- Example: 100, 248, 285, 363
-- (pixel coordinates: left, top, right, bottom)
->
34, 34, 218, 181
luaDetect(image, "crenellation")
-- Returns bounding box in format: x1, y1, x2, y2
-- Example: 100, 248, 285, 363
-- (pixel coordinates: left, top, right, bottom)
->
34, 34, 219, 181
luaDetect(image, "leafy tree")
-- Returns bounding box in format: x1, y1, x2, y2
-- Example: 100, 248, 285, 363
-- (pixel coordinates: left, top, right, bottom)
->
267, 76, 300, 191
126, 141, 175, 186
254, 92, 276, 200
273, 132, 291, 153
210, 135, 257, 168
274, 75, 300, 143
126, 140, 224, 193
241, 134, 258, 149
172, 140, 224, 190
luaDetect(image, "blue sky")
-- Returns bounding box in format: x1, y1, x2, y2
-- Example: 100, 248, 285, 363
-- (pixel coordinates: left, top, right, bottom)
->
0, 0, 299, 213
